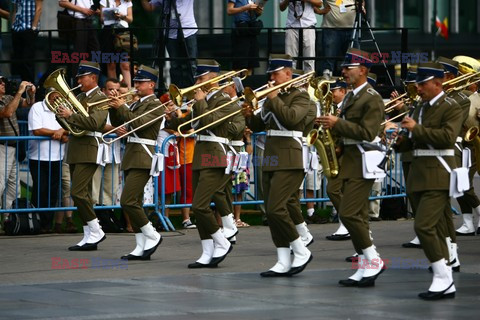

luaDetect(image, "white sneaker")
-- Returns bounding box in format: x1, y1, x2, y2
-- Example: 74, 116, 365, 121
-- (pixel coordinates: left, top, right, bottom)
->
182, 219, 197, 229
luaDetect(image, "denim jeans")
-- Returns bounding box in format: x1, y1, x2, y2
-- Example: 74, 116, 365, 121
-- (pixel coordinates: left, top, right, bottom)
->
320, 29, 355, 75
166, 33, 198, 89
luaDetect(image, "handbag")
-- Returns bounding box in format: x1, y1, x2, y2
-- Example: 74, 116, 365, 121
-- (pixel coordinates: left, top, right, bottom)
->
3, 198, 41, 236
113, 31, 138, 52
7, 118, 26, 162
57, 5, 75, 40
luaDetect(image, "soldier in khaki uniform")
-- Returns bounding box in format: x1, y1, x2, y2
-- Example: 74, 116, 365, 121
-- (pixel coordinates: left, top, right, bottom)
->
57, 61, 108, 251
243, 54, 313, 277
318, 49, 385, 287
108, 65, 163, 260
167, 60, 237, 268
397, 62, 463, 300
324, 78, 350, 242
437, 58, 480, 240
436, 57, 475, 271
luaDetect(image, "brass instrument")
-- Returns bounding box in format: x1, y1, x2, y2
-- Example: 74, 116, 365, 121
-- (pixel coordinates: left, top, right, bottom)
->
464, 126, 480, 173
177, 83, 269, 138
385, 83, 419, 113
306, 76, 339, 179
441, 56, 480, 90
101, 99, 173, 145
169, 69, 248, 106
86, 89, 138, 109
44, 68, 89, 136
244, 70, 316, 109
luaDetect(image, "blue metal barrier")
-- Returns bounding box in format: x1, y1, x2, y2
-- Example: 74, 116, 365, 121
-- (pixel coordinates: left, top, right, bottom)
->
1, 130, 409, 228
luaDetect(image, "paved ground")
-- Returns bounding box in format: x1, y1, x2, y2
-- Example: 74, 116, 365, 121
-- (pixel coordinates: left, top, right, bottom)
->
1, 217, 479, 320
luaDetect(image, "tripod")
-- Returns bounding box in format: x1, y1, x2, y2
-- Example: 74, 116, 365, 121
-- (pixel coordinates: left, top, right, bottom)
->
349, 0, 394, 86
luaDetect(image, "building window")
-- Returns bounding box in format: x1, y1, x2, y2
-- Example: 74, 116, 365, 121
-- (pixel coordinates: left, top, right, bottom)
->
459, 0, 477, 33
375, 1, 396, 28
404, 0, 423, 32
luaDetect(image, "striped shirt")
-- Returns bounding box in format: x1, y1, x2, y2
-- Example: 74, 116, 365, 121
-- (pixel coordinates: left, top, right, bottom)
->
12, 0, 37, 32
0, 95, 20, 141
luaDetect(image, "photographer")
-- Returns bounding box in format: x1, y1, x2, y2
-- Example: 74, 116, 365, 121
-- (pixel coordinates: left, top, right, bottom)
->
227, 0, 267, 75
0, 77, 35, 211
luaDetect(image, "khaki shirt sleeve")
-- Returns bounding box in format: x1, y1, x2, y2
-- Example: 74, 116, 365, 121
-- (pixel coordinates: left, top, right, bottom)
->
265, 90, 311, 129
66, 108, 108, 132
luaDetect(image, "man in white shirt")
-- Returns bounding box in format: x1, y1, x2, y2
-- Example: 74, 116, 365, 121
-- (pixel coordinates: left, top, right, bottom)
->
28, 96, 67, 232
141, 0, 198, 88
279, 0, 322, 72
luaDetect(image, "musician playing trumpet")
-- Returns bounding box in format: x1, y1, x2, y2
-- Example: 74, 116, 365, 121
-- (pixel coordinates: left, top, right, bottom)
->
166, 59, 237, 268
243, 54, 314, 277
108, 65, 163, 260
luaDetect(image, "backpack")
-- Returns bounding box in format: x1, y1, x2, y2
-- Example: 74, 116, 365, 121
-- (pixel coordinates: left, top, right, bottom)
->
3, 198, 41, 235
380, 186, 407, 220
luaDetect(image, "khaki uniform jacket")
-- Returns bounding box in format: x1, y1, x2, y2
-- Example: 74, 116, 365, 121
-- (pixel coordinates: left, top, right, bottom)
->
397, 94, 463, 192
65, 87, 108, 164
333, 83, 384, 179
109, 95, 163, 171
228, 101, 246, 152
449, 90, 472, 137
169, 90, 234, 171
248, 88, 313, 171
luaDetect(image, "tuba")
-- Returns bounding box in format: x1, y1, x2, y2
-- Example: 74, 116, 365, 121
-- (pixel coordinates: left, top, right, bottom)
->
306, 77, 339, 179
43, 68, 90, 136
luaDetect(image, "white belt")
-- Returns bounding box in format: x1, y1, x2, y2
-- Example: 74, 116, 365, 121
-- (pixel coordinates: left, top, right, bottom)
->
266, 129, 303, 138
196, 135, 230, 145
230, 140, 245, 147
127, 136, 156, 146
413, 149, 455, 157
343, 138, 362, 145
85, 131, 102, 138
456, 137, 463, 143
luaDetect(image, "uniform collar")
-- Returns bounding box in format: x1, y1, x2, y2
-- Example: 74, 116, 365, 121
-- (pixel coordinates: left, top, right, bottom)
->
429, 91, 445, 106
140, 94, 155, 103
86, 86, 99, 97
352, 81, 368, 96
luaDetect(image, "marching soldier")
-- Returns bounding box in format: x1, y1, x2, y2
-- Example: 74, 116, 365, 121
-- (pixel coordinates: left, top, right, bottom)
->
243, 54, 314, 277
318, 49, 385, 287
325, 78, 351, 242
108, 65, 163, 260
436, 56, 475, 271
396, 62, 463, 300
57, 61, 109, 251
167, 59, 237, 268
437, 57, 480, 238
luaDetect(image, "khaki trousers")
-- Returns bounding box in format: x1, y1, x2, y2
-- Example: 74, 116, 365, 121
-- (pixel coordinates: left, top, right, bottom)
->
120, 169, 150, 233
192, 168, 232, 239
263, 170, 305, 247
339, 177, 374, 254
70, 163, 99, 224
410, 190, 450, 262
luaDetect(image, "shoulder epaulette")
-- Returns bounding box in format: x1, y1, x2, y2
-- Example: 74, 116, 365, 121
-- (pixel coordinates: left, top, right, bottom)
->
367, 88, 380, 96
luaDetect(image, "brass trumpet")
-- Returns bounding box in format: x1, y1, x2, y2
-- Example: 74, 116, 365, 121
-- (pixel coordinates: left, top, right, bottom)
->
86, 89, 138, 109
169, 69, 248, 106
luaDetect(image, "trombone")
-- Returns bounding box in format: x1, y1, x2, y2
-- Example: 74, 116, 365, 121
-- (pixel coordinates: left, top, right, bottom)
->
176, 83, 270, 137
384, 83, 418, 113
169, 69, 248, 106
86, 89, 138, 110
176, 71, 315, 137
245, 70, 316, 108
101, 100, 169, 145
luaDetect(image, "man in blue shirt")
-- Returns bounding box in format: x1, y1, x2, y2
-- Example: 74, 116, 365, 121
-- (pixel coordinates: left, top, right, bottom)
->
11, 0, 42, 82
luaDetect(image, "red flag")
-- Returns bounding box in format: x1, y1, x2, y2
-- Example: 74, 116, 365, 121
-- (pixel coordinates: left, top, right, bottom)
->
436, 16, 449, 40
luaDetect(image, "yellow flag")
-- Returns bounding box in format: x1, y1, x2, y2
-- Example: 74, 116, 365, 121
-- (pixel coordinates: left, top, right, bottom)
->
336, 0, 343, 5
